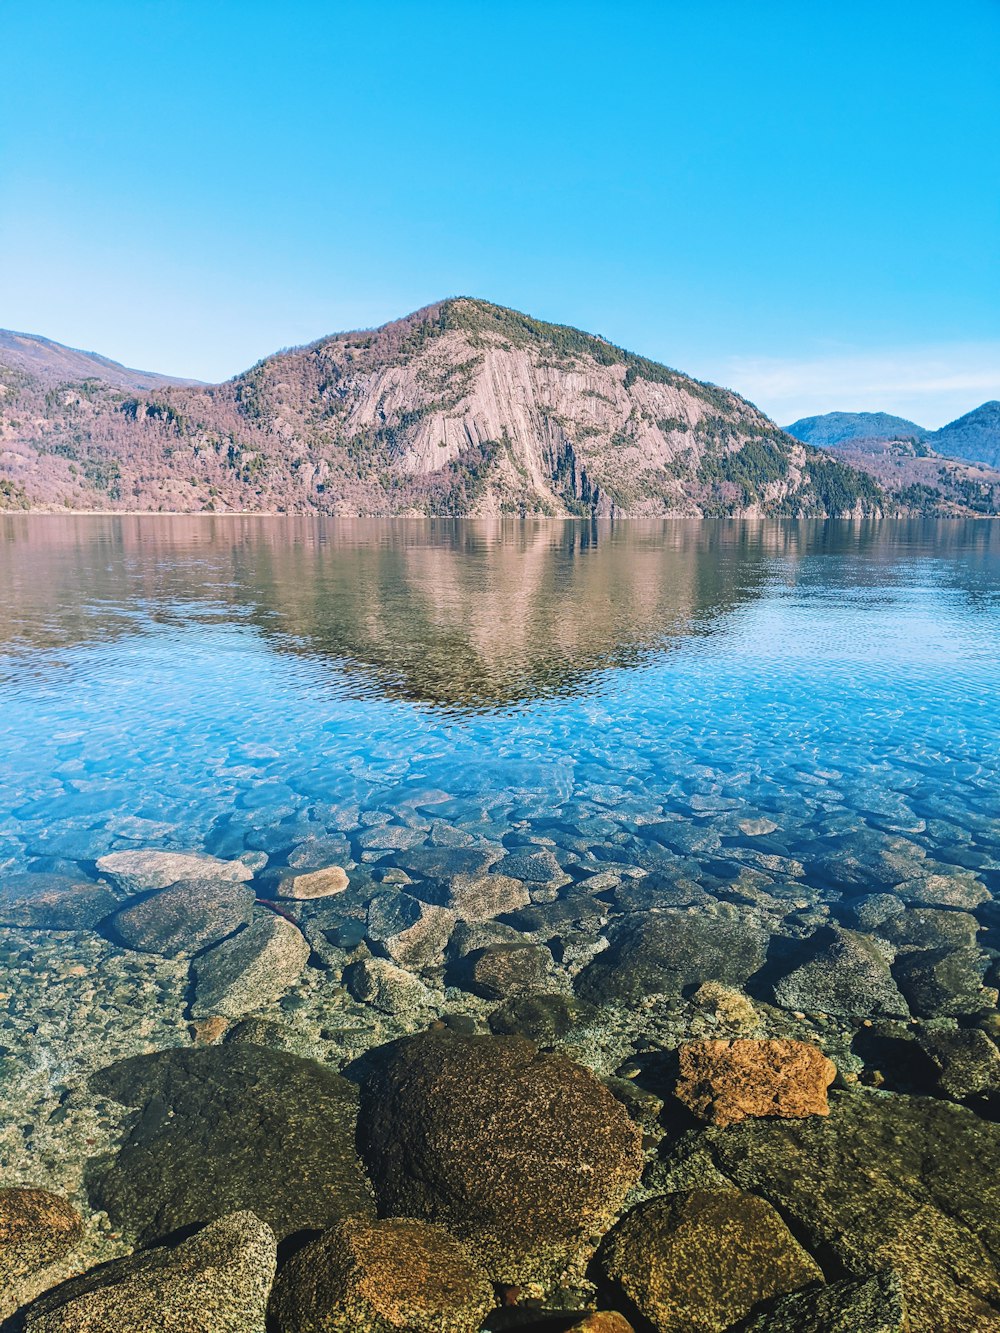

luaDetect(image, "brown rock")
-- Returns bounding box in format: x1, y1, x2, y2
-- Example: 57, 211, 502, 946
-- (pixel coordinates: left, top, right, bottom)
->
0, 1188, 82, 1284
281, 865, 349, 898
599, 1190, 823, 1332
566, 1315, 635, 1333
269, 1215, 495, 1333
674, 1039, 836, 1127
469, 942, 550, 1000
191, 1015, 229, 1045
359, 1030, 644, 1283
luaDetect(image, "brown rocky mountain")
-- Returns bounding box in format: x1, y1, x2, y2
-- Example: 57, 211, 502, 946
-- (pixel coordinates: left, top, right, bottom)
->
0, 298, 987, 516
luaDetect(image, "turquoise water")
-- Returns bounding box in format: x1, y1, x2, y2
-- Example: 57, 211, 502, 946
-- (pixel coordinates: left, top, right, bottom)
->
1, 515, 998, 888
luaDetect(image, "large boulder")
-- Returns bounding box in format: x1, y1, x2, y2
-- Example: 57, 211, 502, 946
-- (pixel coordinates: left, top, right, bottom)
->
112, 879, 255, 956
574, 907, 769, 1006
703, 1088, 1000, 1330
598, 1190, 822, 1332
86, 1045, 374, 1244
0, 873, 117, 931
268, 1216, 495, 1333
673, 1039, 836, 1127
23, 1211, 275, 1333
893, 947, 995, 1017
96, 849, 253, 893
358, 1030, 644, 1283
191, 915, 309, 1017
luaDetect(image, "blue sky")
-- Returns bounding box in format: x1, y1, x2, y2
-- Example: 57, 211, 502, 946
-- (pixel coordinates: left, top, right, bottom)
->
2, 0, 998, 426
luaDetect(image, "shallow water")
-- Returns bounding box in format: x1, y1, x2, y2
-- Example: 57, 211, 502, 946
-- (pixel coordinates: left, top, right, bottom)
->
0, 515, 999, 1319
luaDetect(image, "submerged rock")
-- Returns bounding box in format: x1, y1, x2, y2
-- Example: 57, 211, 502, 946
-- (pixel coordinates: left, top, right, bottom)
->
488, 991, 592, 1041
914, 1025, 1000, 1100
893, 872, 990, 910
0, 873, 117, 931
673, 1039, 836, 1127
191, 915, 309, 1017
598, 1189, 822, 1333
87, 1045, 374, 1244
358, 1029, 644, 1283
468, 942, 550, 999
346, 955, 436, 1014
0, 1187, 82, 1292
367, 891, 455, 968
23, 1211, 276, 1333
703, 1088, 1000, 1330
95, 849, 253, 893
112, 878, 254, 956
279, 864, 349, 898
771, 927, 909, 1018
893, 947, 995, 1017
269, 1216, 495, 1333
447, 872, 531, 922
741, 1268, 907, 1332
574, 906, 769, 1006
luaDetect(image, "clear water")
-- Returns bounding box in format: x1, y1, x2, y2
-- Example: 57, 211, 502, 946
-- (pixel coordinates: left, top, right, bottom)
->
1, 515, 998, 884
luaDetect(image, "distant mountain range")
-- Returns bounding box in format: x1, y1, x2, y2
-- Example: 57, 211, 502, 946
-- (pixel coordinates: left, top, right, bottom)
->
1, 301, 997, 516
787, 403, 1000, 470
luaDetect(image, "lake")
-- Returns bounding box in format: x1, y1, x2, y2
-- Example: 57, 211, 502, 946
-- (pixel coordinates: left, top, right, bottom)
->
0, 514, 998, 1325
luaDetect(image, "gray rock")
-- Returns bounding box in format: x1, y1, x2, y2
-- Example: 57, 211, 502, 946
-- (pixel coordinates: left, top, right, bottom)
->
447, 872, 531, 923
346, 956, 435, 1014
86, 1045, 374, 1244
24, 1211, 276, 1333
191, 915, 309, 1017
469, 943, 550, 1000
915, 1026, 1000, 1099
893, 873, 990, 910
488, 992, 594, 1042
877, 908, 980, 953
112, 879, 255, 956
575, 906, 769, 1006
846, 893, 905, 930
493, 849, 568, 884
0, 874, 118, 931
367, 892, 455, 969
742, 1268, 907, 1332
894, 947, 995, 1017
95, 849, 253, 893
772, 927, 909, 1018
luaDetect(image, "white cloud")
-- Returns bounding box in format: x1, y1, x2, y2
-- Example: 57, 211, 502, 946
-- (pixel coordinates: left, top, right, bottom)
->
716, 342, 1000, 429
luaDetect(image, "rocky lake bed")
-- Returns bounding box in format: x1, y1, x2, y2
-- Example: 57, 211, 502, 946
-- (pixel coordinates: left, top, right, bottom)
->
1, 516, 999, 1330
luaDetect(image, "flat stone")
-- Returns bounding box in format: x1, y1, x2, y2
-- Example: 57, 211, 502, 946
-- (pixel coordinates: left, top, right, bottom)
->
846, 893, 905, 930
269, 1216, 495, 1333
740, 817, 780, 837
358, 1030, 644, 1283
704, 1088, 1000, 1330
772, 927, 909, 1018
493, 850, 567, 883
674, 1039, 836, 1127
599, 1190, 822, 1333
741, 1269, 907, 1332
878, 908, 980, 953
367, 891, 456, 969
86, 1045, 374, 1244
24, 1211, 275, 1333
112, 879, 254, 956
0, 874, 118, 931
448, 873, 531, 923
96, 849, 253, 893
893, 873, 990, 910
191, 916, 309, 1017
279, 865, 349, 898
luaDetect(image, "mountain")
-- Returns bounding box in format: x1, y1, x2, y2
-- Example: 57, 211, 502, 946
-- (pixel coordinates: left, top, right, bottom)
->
0, 299, 978, 517
929, 401, 1000, 469
785, 411, 929, 447
0, 330, 202, 392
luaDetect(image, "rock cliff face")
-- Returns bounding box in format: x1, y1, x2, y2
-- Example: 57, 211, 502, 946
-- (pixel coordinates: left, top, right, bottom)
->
0, 299, 902, 515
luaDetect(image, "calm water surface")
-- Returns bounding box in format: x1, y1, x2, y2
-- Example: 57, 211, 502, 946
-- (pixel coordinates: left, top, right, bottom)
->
0, 515, 998, 880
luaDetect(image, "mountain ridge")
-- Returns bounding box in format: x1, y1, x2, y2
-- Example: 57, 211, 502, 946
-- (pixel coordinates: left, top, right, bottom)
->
0, 299, 993, 516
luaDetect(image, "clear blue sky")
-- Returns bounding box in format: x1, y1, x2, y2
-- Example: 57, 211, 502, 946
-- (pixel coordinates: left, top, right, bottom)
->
2, 0, 998, 426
